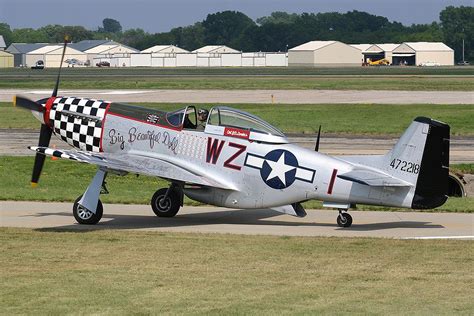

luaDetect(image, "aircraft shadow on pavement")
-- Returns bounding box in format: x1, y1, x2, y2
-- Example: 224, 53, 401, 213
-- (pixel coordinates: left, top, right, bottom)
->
29, 208, 444, 233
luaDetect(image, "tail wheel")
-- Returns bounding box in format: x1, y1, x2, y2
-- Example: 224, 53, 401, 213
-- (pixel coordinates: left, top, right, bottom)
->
337, 212, 352, 228
73, 195, 103, 225
151, 188, 180, 217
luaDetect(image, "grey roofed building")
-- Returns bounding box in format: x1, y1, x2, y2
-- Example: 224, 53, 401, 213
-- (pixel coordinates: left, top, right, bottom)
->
0, 35, 6, 50
6, 43, 50, 67
69, 39, 113, 52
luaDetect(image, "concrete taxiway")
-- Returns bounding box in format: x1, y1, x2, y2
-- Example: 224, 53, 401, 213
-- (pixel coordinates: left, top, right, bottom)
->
1, 201, 472, 239
2, 89, 473, 104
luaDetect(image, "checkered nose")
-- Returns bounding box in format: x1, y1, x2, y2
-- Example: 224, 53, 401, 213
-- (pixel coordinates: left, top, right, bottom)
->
49, 97, 109, 152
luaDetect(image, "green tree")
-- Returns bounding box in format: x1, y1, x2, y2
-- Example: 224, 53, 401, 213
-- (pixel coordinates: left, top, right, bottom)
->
101, 18, 122, 33
440, 6, 473, 62
202, 11, 256, 49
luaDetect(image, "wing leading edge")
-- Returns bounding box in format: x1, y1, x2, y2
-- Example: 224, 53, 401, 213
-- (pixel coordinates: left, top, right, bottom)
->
29, 146, 238, 190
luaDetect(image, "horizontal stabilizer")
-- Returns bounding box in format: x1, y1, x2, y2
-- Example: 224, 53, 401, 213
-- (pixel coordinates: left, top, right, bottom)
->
338, 169, 412, 187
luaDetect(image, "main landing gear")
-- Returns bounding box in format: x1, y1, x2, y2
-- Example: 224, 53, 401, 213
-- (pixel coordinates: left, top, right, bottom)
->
73, 168, 184, 225
151, 184, 183, 217
337, 209, 353, 228
73, 168, 108, 225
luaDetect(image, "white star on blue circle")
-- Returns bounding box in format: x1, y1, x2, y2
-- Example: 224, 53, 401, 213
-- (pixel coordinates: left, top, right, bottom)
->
260, 149, 299, 189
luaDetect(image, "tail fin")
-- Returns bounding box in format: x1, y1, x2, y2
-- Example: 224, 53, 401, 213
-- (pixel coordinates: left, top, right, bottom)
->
339, 117, 450, 209
387, 117, 450, 209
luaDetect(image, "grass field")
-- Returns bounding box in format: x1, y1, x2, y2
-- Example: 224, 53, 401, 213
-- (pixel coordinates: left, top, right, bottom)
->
2, 66, 474, 76
1, 228, 472, 314
1, 157, 473, 212
4, 102, 474, 135
1, 67, 473, 91
2, 76, 473, 91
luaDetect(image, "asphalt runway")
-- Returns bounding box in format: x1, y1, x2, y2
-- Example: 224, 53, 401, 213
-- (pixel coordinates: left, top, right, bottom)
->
1, 201, 472, 239
2, 88, 473, 104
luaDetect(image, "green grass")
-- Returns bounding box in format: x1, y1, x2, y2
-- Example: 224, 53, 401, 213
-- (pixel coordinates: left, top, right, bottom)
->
450, 163, 474, 174
2, 66, 474, 76
1, 157, 473, 212
2, 76, 473, 91
1, 66, 473, 91
1, 228, 472, 314
4, 102, 474, 136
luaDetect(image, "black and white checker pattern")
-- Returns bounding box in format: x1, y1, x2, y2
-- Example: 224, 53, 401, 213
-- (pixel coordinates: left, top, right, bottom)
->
49, 97, 109, 152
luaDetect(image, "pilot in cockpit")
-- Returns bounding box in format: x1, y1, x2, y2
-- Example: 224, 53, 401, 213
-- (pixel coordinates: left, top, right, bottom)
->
196, 108, 209, 131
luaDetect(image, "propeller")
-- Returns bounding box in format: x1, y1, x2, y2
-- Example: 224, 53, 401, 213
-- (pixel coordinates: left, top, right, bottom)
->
314, 125, 321, 152
13, 95, 43, 112
13, 35, 70, 187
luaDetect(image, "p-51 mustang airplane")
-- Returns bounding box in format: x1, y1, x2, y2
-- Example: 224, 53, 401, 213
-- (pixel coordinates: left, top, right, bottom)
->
13, 40, 450, 227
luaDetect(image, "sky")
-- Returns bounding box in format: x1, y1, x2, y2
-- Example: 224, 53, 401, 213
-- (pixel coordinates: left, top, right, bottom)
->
0, 0, 472, 32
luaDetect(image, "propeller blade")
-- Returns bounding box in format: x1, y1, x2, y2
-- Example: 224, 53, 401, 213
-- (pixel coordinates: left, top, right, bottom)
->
31, 124, 53, 186
52, 35, 70, 97
13, 96, 43, 113
315, 125, 321, 152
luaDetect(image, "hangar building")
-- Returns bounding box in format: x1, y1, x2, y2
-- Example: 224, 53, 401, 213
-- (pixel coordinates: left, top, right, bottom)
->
363, 44, 399, 64
392, 42, 454, 66
142, 45, 189, 54
26, 45, 86, 68
193, 45, 240, 54
289, 41, 362, 67
0, 50, 14, 67
6, 43, 48, 67
0, 35, 6, 50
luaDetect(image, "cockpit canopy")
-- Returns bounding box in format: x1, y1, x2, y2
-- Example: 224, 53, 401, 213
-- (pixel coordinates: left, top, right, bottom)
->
165, 105, 288, 143
206, 106, 288, 143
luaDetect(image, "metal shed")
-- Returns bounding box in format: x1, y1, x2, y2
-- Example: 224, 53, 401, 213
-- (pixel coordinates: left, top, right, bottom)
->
0, 35, 6, 50
6, 43, 49, 67
289, 41, 362, 67
26, 45, 86, 68
392, 42, 454, 66
0, 50, 14, 67
141, 45, 189, 54
192, 45, 240, 54
364, 43, 399, 64
85, 43, 138, 66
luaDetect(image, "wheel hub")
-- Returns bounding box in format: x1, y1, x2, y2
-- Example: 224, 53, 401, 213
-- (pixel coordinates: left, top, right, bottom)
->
77, 205, 93, 220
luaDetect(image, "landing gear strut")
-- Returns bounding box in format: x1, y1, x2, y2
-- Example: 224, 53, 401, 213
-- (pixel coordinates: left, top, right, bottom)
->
337, 209, 353, 228
151, 183, 183, 217
73, 168, 107, 225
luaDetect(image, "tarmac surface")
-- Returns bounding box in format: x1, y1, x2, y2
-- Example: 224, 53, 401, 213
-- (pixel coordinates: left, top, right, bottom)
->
1, 201, 472, 239
1, 89, 473, 104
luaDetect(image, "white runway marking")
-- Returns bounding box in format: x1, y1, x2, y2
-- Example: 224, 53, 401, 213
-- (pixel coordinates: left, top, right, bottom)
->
402, 236, 474, 240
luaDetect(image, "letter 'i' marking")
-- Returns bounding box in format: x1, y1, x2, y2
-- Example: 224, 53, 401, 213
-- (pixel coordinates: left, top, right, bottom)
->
327, 169, 338, 194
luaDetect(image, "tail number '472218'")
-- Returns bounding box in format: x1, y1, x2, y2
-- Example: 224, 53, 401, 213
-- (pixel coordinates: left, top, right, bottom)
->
390, 159, 420, 174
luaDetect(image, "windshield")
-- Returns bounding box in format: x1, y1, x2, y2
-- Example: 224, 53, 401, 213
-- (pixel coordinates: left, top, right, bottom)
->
166, 108, 185, 127
208, 107, 285, 137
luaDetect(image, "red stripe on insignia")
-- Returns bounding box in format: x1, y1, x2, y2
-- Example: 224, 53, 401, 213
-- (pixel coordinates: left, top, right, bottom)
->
43, 97, 55, 127
327, 169, 338, 194
99, 103, 111, 152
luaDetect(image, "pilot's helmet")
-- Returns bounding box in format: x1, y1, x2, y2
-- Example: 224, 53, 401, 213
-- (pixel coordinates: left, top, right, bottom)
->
198, 108, 209, 120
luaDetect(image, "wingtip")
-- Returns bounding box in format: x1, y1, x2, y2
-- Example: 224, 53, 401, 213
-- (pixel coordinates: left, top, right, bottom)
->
31, 182, 38, 188
12, 95, 16, 107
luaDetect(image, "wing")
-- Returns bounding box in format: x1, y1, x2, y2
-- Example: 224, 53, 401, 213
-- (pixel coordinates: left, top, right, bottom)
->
29, 146, 238, 190
337, 168, 412, 187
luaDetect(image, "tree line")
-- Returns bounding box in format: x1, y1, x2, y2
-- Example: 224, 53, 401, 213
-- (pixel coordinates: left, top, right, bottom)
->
0, 6, 472, 61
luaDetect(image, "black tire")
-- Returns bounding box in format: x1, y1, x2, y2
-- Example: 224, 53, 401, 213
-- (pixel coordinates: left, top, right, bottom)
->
73, 195, 103, 225
151, 188, 180, 217
337, 213, 353, 228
